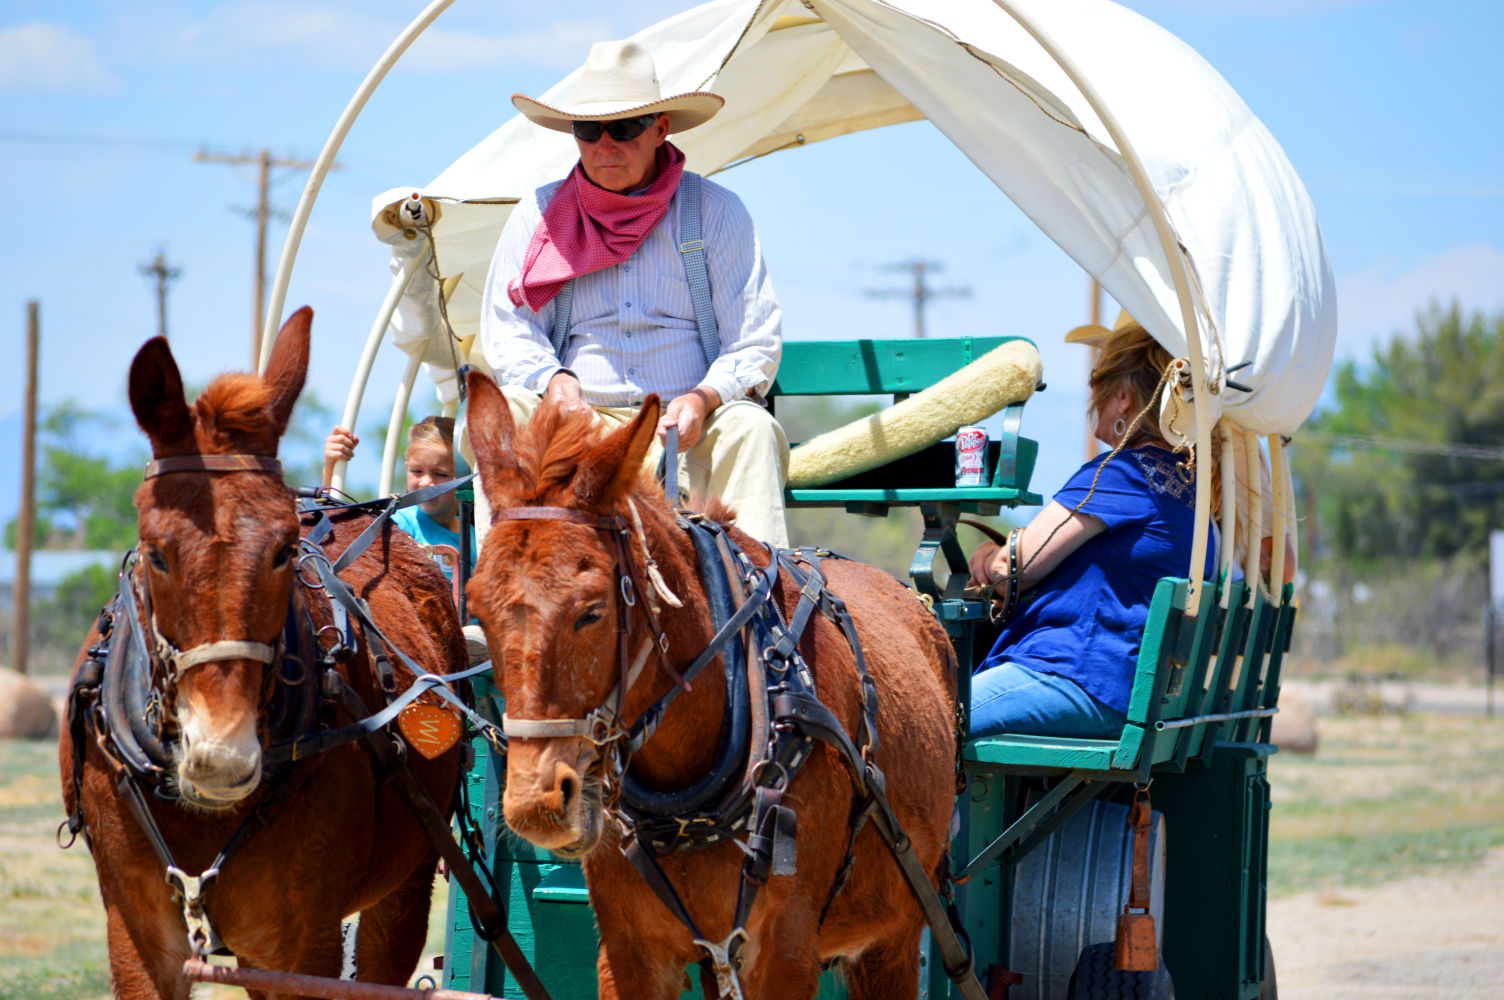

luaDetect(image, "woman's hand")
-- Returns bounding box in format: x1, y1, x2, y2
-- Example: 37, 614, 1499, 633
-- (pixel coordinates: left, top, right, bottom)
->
321, 426, 359, 486
966, 502, 1107, 594
968, 541, 1006, 589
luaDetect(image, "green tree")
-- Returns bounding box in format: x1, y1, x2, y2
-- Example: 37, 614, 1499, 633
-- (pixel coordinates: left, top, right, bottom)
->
5, 403, 143, 551
1293, 301, 1504, 567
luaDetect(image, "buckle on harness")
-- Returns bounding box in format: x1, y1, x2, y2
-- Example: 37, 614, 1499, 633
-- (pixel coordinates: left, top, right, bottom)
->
165, 864, 221, 956
693, 928, 748, 1000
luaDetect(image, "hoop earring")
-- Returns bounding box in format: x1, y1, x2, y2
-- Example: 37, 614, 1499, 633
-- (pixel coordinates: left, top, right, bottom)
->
1113, 417, 1127, 439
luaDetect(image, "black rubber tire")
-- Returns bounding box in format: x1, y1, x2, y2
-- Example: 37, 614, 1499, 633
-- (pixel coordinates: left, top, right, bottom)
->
1260, 936, 1278, 1000
1066, 942, 1175, 1000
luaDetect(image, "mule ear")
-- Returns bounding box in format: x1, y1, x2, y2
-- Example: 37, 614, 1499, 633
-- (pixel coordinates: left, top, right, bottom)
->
129, 337, 193, 448
574, 395, 660, 509
262, 307, 311, 437
466, 369, 524, 503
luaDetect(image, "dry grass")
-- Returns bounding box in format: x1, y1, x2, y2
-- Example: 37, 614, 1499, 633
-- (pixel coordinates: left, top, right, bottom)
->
1267, 712, 1504, 897
0, 739, 447, 1000
4, 708, 1502, 995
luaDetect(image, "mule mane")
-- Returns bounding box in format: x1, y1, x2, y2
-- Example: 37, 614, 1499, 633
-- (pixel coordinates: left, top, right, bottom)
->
512, 402, 662, 506
192, 373, 282, 453
507, 400, 742, 534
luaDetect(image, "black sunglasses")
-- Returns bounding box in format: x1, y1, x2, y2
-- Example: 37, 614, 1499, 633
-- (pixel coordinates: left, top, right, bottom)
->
571, 114, 660, 143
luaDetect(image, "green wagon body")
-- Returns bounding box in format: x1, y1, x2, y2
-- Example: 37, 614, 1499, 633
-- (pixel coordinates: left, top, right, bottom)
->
443, 338, 1292, 999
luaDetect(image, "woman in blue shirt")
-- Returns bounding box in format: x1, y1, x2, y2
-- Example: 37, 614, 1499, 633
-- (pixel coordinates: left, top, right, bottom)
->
966, 322, 1219, 739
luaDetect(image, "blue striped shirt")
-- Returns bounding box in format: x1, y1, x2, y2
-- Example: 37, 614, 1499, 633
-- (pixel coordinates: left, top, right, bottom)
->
480, 173, 782, 407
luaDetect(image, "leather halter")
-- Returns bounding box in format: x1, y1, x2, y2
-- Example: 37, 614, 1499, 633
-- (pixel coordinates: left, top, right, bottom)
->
144, 454, 284, 478
493, 504, 670, 746
136, 452, 287, 675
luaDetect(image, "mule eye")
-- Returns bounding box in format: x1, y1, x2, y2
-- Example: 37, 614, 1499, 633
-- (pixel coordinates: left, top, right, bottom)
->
574, 605, 606, 630
273, 543, 296, 569
145, 549, 168, 573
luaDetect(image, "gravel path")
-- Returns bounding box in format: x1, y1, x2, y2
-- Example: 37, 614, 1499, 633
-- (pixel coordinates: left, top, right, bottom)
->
1267, 845, 1504, 998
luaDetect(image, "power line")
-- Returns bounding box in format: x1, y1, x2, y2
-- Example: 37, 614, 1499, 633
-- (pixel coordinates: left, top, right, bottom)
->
194, 148, 327, 364
1302, 430, 1504, 461
0, 130, 200, 149
864, 258, 971, 339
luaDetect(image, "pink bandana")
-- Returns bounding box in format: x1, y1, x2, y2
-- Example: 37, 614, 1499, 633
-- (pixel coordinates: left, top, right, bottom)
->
508, 142, 686, 311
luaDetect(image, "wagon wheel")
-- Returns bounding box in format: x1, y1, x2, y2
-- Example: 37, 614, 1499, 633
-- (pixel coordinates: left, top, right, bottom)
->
1065, 942, 1174, 1000
1260, 935, 1277, 1000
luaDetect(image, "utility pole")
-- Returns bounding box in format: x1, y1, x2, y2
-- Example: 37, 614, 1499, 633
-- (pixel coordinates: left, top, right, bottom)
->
1087, 277, 1102, 461
194, 148, 324, 364
864, 258, 971, 339
139, 249, 182, 340
13, 301, 39, 675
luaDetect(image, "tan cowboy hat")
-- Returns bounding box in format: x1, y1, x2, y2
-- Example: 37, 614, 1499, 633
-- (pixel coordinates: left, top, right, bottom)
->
512, 40, 724, 135
1065, 309, 1138, 346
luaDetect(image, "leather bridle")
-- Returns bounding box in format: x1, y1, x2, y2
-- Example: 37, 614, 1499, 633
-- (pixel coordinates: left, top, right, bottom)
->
136, 453, 288, 679
494, 502, 673, 748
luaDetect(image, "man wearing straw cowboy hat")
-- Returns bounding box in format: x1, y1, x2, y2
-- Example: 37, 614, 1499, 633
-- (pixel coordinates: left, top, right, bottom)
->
480, 39, 789, 547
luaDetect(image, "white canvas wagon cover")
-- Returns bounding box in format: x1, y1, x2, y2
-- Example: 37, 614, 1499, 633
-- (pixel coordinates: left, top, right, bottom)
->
371, 0, 1336, 438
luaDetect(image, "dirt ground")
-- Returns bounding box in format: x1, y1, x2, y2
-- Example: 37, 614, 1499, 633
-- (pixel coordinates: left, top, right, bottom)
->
1267, 845, 1504, 999
5, 684, 1503, 1000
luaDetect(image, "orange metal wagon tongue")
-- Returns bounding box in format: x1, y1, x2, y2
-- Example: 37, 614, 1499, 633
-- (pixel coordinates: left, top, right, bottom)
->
397, 699, 462, 759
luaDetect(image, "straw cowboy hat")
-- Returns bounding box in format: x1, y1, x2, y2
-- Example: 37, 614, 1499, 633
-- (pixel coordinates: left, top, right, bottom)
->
512, 40, 724, 134
1064, 309, 1139, 346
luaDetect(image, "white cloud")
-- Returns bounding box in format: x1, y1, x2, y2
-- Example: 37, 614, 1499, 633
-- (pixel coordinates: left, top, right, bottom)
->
1334, 244, 1504, 361
158, 3, 615, 74
0, 22, 119, 95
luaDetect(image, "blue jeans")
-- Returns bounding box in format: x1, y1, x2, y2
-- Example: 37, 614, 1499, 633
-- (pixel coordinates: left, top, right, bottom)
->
969, 661, 1127, 739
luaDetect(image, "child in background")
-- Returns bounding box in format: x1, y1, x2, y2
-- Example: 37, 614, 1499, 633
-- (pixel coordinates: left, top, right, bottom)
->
323, 416, 486, 664
322, 416, 475, 570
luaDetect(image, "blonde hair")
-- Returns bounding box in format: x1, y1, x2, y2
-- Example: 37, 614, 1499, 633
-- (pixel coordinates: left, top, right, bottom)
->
407, 415, 455, 451
1088, 323, 1173, 442
1087, 322, 1222, 520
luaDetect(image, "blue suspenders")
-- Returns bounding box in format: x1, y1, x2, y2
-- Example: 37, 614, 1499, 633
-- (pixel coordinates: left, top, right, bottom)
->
548, 171, 720, 370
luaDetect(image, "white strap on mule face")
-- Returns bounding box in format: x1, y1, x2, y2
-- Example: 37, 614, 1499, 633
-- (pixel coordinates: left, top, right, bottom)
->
169, 640, 279, 675
501, 635, 656, 745
137, 570, 280, 682
147, 606, 278, 681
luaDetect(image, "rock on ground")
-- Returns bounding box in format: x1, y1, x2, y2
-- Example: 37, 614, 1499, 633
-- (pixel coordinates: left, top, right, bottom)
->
0, 667, 59, 739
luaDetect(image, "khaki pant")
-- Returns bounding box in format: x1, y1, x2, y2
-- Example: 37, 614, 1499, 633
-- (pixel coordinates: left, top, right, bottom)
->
468, 386, 790, 550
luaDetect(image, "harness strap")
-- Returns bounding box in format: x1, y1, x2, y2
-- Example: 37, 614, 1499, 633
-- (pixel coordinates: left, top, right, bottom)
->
330, 474, 474, 574
772, 685, 984, 997
331, 675, 555, 1000
170, 640, 277, 673
143, 454, 283, 478
622, 554, 776, 754
663, 425, 680, 507
500, 636, 654, 743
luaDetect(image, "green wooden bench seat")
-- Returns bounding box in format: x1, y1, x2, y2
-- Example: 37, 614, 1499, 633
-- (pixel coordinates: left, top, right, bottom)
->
770, 337, 1044, 513
961, 577, 1294, 782
952, 576, 1295, 887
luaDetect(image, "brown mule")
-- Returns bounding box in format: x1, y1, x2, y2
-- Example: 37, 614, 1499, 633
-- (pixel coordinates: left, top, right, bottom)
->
59, 309, 463, 1000
464, 370, 958, 1000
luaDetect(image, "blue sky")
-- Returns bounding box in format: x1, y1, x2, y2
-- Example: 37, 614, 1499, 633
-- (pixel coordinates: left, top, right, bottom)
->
3, 0, 1502, 515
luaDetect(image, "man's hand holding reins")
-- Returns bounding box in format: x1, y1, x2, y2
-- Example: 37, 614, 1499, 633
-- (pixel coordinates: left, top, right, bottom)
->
659, 386, 721, 449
